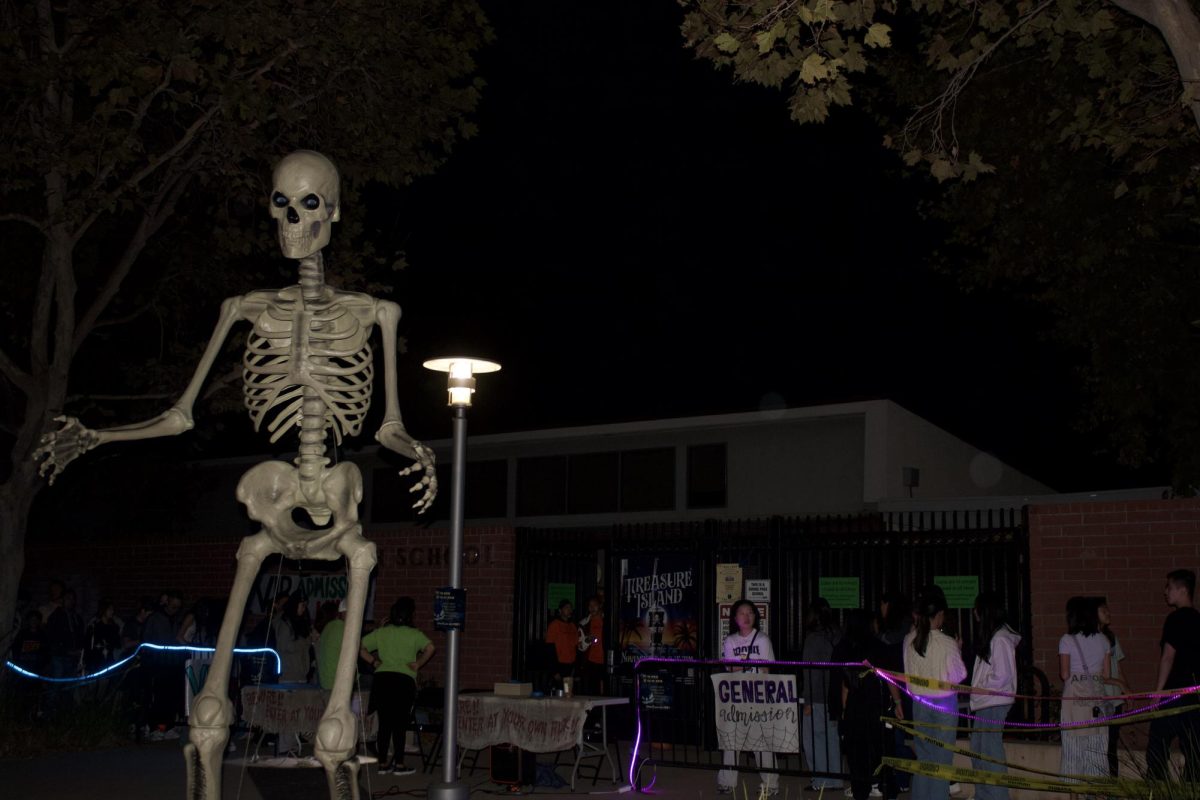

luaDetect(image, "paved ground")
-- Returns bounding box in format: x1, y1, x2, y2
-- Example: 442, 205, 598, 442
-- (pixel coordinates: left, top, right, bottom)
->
0, 737, 821, 800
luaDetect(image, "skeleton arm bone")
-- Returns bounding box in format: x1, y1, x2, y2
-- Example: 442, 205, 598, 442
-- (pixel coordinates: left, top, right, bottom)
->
35, 296, 248, 483
372, 299, 437, 513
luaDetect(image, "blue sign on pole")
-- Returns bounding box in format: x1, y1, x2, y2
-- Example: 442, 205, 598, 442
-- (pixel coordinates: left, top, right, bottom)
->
434, 587, 466, 631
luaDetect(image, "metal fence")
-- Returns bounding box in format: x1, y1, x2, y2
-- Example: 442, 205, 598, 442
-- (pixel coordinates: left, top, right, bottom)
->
514, 510, 1029, 660
628, 656, 868, 787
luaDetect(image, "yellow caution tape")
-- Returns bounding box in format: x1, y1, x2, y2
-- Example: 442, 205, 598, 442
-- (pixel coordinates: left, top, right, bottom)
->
882, 757, 1190, 797
890, 718, 1118, 784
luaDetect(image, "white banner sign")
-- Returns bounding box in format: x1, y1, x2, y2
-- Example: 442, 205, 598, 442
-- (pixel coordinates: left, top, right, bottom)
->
457, 694, 589, 753
710, 673, 801, 754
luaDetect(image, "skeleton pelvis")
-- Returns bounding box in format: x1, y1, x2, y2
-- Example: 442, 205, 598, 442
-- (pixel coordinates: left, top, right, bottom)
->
236, 461, 363, 559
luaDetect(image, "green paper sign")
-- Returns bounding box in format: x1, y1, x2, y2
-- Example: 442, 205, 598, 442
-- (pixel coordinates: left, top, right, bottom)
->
548, 582, 576, 613
818, 577, 861, 609
934, 575, 979, 609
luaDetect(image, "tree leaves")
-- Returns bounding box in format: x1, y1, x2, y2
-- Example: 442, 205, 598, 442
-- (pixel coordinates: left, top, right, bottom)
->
865, 23, 892, 48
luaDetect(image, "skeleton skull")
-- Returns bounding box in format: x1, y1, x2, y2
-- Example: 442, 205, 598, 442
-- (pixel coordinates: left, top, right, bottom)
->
269, 150, 341, 259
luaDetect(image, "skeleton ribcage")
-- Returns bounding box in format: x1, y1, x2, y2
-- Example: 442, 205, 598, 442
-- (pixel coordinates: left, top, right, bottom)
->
242, 304, 374, 445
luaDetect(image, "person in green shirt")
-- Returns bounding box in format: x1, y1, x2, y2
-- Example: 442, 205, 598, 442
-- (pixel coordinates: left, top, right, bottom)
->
359, 597, 435, 776
316, 600, 347, 691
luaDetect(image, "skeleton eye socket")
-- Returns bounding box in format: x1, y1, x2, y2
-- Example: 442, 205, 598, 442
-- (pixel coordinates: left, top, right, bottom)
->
271, 192, 288, 208
302, 194, 321, 210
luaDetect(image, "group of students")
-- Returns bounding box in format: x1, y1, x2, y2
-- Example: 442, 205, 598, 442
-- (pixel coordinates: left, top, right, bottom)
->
715, 590, 1005, 800
544, 596, 605, 694
242, 592, 437, 777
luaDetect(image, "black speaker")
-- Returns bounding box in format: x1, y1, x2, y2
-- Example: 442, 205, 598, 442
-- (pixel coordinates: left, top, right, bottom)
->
489, 744, 536, 785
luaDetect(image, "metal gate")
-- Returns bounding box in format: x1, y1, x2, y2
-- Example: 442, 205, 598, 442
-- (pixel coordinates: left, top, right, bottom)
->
511, 509, 1042, 759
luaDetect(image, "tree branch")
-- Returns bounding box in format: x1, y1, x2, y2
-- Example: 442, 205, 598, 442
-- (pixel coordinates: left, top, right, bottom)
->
72, 157, 199, 354
1108, 0, 1158, 23
902, 0, 1056, 160
201, 364, 244, 401
71, 104, 218, 245
84, 60, 177, 199
0, 344, 34, 395
66, 392, 174, 403
0, 213, 46, 232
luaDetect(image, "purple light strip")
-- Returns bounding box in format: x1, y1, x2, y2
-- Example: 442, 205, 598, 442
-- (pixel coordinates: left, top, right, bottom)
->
629, 670, 643, 788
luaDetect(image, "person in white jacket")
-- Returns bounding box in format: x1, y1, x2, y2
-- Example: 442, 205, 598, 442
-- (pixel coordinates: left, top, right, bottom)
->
904, 586, 967, 800
969, 593, 1020, 800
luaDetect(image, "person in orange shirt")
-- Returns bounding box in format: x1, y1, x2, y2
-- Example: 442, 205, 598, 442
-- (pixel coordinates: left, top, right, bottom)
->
578, 596, 605, 695
545, 599, 577, 688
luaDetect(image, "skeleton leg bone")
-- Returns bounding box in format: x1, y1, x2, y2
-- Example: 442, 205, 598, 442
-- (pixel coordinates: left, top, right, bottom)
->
184, 532, 277, 800
314, 534, 377, 800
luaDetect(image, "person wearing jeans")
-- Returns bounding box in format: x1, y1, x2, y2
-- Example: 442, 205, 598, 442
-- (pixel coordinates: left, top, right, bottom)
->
904, 586, 966, 800
968, 592, 1019, 800
801, 598, 843, 790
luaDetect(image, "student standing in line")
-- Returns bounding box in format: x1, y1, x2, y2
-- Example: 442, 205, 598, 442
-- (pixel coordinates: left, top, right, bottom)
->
1058, 596, 1111, 779
717, 600, 778, 797
968, 593, 1019, 800
801, 597, 844, 791
545, 599, 578, 689
904, 586, 966, 800
1096, 599, 1129, 776
1145, 570, 1200, 781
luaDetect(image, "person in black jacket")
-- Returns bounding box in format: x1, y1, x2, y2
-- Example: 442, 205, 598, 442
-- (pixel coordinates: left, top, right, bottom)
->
832, 609, 899, 800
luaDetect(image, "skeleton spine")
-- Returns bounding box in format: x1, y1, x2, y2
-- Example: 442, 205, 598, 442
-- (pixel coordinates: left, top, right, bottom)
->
296, 255, 331, 491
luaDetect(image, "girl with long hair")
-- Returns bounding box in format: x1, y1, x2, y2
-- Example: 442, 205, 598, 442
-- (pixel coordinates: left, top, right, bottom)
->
273, 594, 314, 683
903, 586, 966, 800
1058, 596, 1110, 779
716, 599, 778, 796
969, 593, 1020, 800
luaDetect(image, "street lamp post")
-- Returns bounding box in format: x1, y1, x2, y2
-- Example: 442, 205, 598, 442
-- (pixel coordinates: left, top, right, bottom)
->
422, 357, 501, 800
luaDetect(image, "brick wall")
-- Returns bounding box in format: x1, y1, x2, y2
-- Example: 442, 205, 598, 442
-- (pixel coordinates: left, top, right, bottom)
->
24, 525, 517, 691
1028, 499, 1200, 698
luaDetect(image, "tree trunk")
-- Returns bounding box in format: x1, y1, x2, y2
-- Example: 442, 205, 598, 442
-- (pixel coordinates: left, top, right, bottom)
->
1111, 0, 1200, 134
0, 465, 37, 661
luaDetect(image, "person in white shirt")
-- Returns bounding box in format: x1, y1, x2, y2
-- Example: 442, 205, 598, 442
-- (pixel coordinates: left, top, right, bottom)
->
717, 600, 778, 797
1058, 596, 1111, 779
904, 586, 966, 800
968, 593, 1020, 800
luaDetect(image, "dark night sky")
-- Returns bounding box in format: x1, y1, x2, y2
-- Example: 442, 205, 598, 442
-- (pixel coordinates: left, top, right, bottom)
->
353, 2, 1148, 492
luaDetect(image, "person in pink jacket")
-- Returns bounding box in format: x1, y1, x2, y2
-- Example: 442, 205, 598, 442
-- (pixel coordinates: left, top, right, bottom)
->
969, 593, 1020, 800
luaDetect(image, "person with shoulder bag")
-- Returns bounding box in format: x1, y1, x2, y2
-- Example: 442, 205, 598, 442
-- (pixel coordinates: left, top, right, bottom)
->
1058, 597, 1111, 779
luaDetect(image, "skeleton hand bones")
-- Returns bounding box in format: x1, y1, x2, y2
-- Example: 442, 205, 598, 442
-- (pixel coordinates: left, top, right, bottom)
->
34, 416, 100, 484
377, 422, 437, 513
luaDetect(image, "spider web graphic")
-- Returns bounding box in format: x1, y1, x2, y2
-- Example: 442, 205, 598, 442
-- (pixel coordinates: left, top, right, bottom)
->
710, 673, 802, 753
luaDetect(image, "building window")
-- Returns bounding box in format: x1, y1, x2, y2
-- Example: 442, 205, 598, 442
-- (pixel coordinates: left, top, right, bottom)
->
687, 443, 727, 509
466, 459, 508, 518
567, 452, 620, 513
517, 455, 567, 516
620, 448, 675, 512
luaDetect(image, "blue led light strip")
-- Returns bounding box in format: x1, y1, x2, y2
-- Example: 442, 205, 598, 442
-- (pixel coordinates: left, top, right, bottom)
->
4, 642, 281, 683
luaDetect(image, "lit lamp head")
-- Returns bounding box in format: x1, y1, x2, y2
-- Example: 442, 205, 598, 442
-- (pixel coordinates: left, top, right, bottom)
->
422, 357, 502, 407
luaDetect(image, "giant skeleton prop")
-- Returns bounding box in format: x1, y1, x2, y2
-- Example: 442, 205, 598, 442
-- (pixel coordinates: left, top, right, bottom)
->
35, 150, 437, 800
